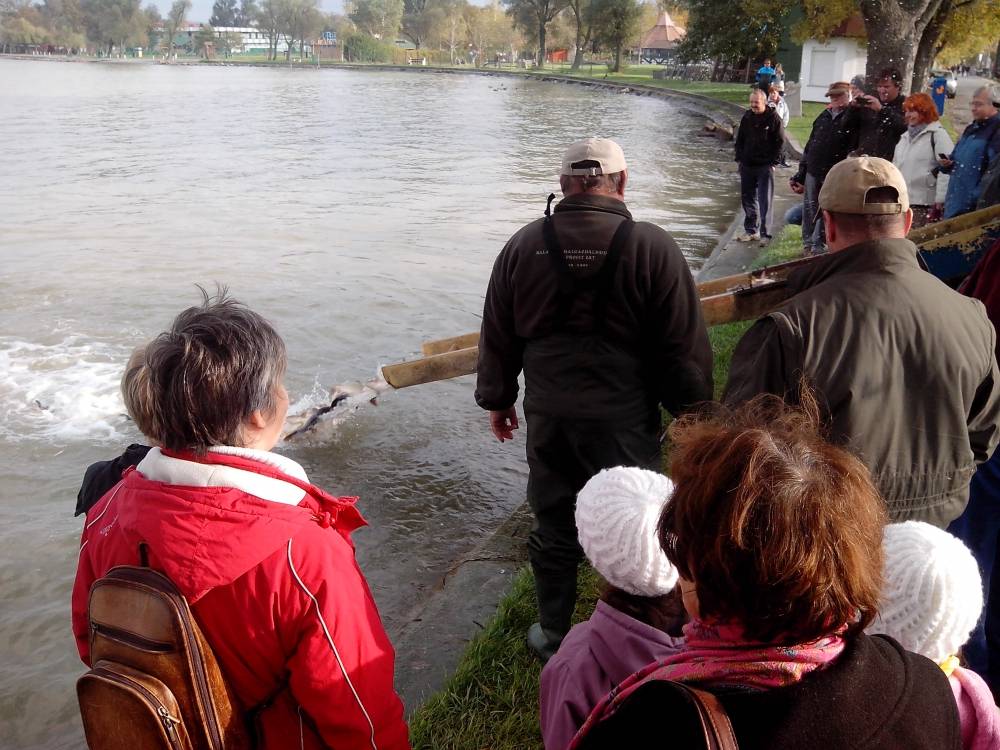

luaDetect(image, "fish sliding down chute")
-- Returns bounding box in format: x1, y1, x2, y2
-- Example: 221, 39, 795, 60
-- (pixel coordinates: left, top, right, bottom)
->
281, 376, 392, 441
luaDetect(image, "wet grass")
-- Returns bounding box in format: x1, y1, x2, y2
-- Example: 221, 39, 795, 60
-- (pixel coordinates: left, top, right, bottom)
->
408, 226, 802, 748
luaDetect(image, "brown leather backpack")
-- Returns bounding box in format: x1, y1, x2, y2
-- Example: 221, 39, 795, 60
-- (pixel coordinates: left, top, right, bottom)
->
76, 559, 251, 750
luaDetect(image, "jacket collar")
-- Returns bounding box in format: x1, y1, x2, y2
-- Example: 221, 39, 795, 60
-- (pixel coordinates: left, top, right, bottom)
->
555, 192, 633, 220
788, 238, 920, 294
139, 446, 308, 505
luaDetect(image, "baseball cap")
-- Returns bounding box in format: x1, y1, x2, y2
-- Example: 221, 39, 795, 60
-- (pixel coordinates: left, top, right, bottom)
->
819, 156, 910, 214
561, 137, 627, 176
825, 81, 851, 97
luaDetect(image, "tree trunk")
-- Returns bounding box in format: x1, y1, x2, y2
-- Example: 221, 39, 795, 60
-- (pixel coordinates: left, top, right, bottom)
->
571, 4, 583, 70
537, 17, 546, 67
994, 38, 1000, 78
860, 0, 944, 96
911, 0, 952, 93
613, 43, 621, 73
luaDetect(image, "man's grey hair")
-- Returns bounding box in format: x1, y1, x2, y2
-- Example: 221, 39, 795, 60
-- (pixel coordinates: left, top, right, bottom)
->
974, 84, 1000, 106
560, 171, 624, 194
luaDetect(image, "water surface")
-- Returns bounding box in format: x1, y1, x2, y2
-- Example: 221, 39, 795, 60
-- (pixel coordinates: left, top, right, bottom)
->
0, 58, 736, 748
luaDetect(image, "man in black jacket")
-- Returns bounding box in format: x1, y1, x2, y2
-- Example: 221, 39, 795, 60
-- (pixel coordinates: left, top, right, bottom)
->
854, 67, 908, 159
735, 88, 785, 242
475, 138, 713, 661
790, 81, 859, 254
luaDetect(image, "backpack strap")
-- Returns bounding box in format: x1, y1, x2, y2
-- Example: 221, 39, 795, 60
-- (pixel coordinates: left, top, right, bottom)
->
670, 683, 740, 750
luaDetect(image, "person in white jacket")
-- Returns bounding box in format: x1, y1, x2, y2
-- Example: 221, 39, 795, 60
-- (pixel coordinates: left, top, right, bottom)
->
893, 92, 954, 226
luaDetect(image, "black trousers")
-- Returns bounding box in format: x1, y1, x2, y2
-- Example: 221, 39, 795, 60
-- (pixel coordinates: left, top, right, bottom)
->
739, 163, 775, 236
525, 411, 661, 634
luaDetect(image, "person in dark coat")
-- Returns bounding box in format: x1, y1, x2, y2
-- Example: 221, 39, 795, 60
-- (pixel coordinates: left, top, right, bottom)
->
734, 88, 784, 242
853, 67, 908, 159
475, 137, 713, 662
725, 157, 1000, 527
949, 237, 1000, 702
790, 81, 859, 254
940, 85, 1000, 218
572, 394, 961, 750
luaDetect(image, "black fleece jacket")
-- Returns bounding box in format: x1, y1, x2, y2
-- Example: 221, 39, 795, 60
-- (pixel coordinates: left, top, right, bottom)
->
475, 193, 713, 422
734, 107, 784, 167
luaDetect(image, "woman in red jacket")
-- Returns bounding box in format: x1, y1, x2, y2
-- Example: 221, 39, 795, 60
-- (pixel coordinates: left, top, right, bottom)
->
72, 290, 410, 750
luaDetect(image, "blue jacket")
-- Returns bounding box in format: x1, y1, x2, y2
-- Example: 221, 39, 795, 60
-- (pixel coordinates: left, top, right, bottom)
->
943, 113, 1000, 218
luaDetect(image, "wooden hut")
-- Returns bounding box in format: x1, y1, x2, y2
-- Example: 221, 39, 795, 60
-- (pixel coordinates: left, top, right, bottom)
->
639, 12, 685, 64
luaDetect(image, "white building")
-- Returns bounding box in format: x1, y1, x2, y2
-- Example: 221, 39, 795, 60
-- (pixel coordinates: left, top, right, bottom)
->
799, 16, 867, 102
212, 27, 298, 55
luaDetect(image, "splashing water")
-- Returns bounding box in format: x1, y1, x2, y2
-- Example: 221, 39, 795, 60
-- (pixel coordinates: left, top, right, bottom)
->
0, 335, 134, 444
281, 371, 393, 443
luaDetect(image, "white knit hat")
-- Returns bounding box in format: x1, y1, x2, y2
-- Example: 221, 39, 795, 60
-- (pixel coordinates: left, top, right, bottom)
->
867, 521, 984, 664
575, 467, 678, 597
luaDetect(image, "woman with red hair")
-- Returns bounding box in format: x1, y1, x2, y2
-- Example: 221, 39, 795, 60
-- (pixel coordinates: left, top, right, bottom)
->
893, 92, 955, 226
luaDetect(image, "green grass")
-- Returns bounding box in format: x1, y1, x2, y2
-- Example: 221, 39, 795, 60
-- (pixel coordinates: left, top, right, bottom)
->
407, 223, 802, 745
786, 101, 824, 149
529, 64, 752, 105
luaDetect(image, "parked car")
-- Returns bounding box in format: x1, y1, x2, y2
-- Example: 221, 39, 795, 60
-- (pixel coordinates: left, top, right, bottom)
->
929, 69, 958, 98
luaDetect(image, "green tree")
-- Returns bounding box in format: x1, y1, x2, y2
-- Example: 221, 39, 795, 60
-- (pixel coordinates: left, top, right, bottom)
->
209, 0, 237, 26
348, 0, 403, 40
254, 0, 280, 57
39, 0, 87, 49
236, 0, 255, 24
163, 0, 189, 56
81, 0, 146, 54
678, 0, 783, 73
503, 0, 567, 67
193, 21, 214, 56
218, 28, 242, 54
278, 0, 321, 59
592, 0, 641, 71
565, 0, 596, 68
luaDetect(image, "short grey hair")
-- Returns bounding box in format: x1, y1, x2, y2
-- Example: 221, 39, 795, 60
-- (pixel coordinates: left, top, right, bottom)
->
974, 84, 1000, 106
560, 171, 623, 195
134, 286, 287, 453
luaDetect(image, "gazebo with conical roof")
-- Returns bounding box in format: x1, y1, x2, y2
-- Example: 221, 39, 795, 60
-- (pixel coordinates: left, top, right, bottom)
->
639, 12, 686, 64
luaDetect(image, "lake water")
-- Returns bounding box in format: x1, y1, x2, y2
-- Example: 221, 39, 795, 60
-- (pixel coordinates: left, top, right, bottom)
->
0, 57, 737, 748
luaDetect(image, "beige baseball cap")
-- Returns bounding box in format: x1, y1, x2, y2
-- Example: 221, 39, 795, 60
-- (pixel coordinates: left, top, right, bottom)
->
561, 137, 627, 176
818, 156, 910, 214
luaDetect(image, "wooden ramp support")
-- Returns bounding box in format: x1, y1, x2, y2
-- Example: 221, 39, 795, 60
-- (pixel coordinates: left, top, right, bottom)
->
381, 346, 479, 389
379, 204, 1000, 389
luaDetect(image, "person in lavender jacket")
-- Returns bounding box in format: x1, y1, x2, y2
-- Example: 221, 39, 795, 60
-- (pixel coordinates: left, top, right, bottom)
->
867, 522, 1000, 750
539, 467, 686, 750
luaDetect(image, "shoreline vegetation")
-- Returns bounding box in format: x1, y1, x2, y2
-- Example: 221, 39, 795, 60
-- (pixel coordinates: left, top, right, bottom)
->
4, 51, 966, 142
408, 225, 802, 750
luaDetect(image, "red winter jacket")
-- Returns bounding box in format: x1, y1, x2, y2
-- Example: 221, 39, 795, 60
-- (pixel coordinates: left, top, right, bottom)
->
72, 446, 410, 750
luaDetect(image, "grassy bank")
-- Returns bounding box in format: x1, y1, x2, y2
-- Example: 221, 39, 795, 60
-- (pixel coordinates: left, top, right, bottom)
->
409, 226, 802, 750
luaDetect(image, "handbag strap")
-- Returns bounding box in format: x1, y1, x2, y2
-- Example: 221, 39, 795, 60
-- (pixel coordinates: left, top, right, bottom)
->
671, 683, 739, 750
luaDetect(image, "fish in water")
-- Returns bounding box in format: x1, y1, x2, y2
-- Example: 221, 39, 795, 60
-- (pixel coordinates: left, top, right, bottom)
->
282, 376, 392, 441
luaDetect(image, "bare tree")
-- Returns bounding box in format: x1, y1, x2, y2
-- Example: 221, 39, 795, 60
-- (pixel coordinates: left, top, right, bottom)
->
164, 0, 190, 57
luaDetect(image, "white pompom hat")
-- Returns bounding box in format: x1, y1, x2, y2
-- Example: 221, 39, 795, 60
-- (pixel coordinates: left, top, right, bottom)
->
575, 466, 678, 597
867, 521, 984, 664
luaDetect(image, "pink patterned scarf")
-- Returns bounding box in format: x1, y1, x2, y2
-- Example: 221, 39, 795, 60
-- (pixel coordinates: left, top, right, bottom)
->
567, 619, 848, 750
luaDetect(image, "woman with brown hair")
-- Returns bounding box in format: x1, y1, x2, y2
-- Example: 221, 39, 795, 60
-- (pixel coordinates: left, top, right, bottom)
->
893, 91, 954, 226
571, 394, 961, 749
71, 290, 410, 749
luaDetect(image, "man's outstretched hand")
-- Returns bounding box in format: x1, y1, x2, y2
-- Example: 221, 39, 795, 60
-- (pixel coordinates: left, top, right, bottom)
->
490, 408, 519, 442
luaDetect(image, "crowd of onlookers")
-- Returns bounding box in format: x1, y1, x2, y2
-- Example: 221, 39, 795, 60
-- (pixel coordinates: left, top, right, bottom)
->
790, 69, 999, 253
69, 127, 1000, 750
733, 63, 1000, 254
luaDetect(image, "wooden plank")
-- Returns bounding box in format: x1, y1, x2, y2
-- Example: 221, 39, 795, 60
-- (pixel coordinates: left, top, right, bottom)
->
421, 332, 481, 356
381, 347, 479, 389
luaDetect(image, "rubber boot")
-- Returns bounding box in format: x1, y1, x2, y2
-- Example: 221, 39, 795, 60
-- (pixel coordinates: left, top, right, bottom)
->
527, 569, 578, 663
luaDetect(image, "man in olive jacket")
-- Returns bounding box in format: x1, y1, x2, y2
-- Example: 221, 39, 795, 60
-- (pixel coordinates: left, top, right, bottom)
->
725, 157, 1000, 527
476, 138, 713, 661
